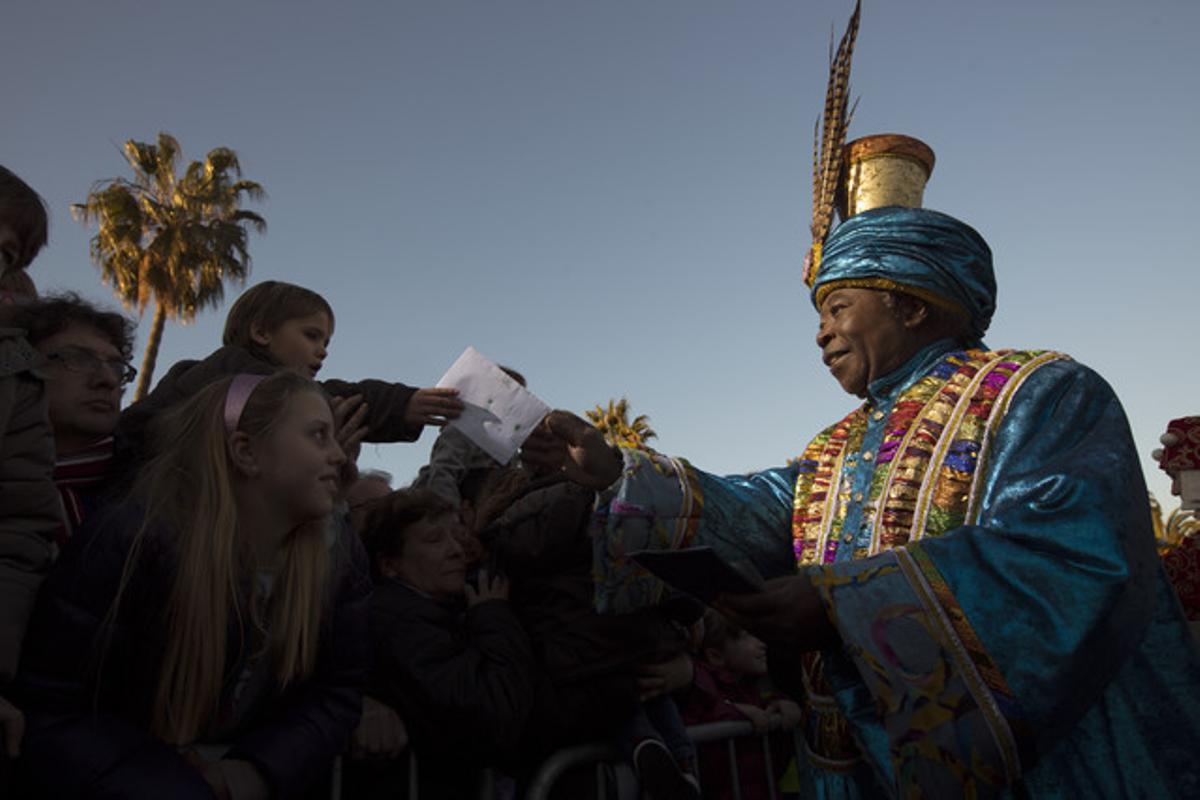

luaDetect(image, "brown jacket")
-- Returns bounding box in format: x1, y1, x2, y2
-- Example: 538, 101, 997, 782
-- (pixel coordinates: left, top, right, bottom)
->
0, 327, 63, 682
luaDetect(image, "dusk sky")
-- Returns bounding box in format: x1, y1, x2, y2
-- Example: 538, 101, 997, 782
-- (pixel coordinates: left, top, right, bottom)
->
4, 0, 1198, 508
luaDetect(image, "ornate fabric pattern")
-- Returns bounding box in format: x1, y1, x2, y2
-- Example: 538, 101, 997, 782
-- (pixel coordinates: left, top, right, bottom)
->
591, 449, 706, 613
811, 552, 1016, 795
591, 343, 1200, 796
1161, 417, 1200, 472
1163, 534, 1200, 620
792, 349, 1059, 567
790, 348, 1064, 779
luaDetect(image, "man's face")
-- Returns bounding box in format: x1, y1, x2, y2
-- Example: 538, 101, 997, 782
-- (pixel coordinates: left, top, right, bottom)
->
36, 323, 126, 453
816, 288, 922, 398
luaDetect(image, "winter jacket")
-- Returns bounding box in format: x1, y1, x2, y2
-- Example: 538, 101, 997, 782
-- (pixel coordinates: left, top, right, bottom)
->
0, 327, 62, 683
116, 345, 421, 477
369, 579, 535, 800
481, 477, 690, 756
14, 503, 371, 799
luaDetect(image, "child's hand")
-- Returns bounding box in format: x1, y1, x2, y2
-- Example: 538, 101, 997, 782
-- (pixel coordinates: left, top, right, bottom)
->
405, 387, 464, 428
331, 394, 369, 465
466, 567, 509, 606
732, 702, 772, 733
766, 698, 803, 730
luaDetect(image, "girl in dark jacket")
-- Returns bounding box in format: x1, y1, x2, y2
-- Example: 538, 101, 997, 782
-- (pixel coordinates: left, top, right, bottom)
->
16, 370, 372, 799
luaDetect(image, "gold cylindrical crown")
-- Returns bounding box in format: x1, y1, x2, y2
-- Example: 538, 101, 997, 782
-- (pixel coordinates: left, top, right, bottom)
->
838, 134, 936, 219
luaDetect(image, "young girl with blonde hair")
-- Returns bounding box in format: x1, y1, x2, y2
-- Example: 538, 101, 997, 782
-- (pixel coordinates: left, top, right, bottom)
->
16, 370, 371, 799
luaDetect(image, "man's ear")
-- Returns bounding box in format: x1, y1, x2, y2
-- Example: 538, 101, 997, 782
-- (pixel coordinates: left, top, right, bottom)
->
378, 555, 403, 579
249, 321, 272, 347
900, 297, 931, 330
228, 431, 260, 477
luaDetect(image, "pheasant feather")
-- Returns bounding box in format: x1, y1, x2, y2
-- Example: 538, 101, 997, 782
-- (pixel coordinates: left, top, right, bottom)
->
805, 0, 861, 287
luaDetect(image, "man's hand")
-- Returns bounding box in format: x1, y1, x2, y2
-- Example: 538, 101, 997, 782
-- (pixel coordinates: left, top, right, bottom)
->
0, 694, 24, 758
466, 568, 509, 607
637, 652, 694, 701
404, 388, 464, 428
716, 573, 836, 651
331, 394, 370, 466
351, 696, 409, 760
520, 410, 622, 490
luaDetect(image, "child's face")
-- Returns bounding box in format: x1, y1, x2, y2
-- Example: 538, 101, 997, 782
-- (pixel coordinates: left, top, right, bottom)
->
252, 311, 333, 378
713, 631, 769, 678
0, 223, 23, 271
249, 389, 346, 524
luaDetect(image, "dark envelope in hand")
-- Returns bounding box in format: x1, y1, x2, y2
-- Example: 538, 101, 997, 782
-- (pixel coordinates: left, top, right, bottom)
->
629, 546, 764, 603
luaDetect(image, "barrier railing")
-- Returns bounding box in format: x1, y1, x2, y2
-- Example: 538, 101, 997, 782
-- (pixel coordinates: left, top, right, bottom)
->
523, 720, 804, 800
522, 742, 637, 800
337, 720, 804, 799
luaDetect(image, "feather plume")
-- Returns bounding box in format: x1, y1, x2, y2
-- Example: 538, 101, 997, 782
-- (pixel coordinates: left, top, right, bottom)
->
805, 0, 861, 287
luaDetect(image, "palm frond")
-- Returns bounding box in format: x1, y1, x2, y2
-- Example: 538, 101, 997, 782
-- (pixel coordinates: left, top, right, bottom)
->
76, 130, 266, 370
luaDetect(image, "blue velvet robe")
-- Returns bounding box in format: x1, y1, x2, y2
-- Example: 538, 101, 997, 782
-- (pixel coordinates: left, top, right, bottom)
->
592, 340, 1200, 798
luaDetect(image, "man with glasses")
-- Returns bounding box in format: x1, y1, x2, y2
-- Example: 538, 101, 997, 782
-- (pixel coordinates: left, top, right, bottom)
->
13, 293, 136, 537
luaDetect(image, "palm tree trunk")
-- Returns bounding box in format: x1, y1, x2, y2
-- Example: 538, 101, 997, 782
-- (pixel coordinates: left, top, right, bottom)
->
133, 303, 168, 402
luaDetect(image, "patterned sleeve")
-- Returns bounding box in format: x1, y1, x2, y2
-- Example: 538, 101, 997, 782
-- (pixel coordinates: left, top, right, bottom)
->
591, 448, 799, 613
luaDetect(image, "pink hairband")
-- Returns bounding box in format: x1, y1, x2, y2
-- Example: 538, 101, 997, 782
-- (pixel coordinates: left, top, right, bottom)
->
224, 373, 269, 434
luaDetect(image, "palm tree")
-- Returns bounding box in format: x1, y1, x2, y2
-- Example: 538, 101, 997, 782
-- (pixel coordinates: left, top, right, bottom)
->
585, 397, 657, 450
74, 132, 266, 400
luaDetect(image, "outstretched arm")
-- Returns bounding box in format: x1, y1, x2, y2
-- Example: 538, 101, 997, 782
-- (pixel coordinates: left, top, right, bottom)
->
523, 410, 799, 614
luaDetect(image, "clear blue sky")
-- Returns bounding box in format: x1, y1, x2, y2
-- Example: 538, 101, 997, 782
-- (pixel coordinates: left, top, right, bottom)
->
4, 0, 1198, 509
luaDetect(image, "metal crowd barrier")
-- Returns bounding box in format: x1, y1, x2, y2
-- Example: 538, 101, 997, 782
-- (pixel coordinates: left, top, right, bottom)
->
523, 720, 805, 800
523, 742, 637, 800
333, 720, 804, 799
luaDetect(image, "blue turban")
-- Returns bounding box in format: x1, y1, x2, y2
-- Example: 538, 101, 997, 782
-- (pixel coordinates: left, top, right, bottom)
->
811, 206, 997, 344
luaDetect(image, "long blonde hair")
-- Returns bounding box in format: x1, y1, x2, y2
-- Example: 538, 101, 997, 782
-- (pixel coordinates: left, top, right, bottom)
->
113, 370, 331, 744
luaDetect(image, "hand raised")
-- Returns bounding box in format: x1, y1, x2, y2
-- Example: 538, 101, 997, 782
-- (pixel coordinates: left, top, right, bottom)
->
466, 567, 510, 607
520, 410, 622, 490
331, 394, 369, 466
405, 387, 465, 428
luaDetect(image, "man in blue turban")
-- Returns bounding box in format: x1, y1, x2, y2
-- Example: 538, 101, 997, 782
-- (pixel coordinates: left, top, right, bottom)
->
523, 205, 1200, 797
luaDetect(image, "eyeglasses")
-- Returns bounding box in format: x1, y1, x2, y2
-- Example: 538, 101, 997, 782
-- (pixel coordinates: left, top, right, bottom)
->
44, 347, 137, 386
